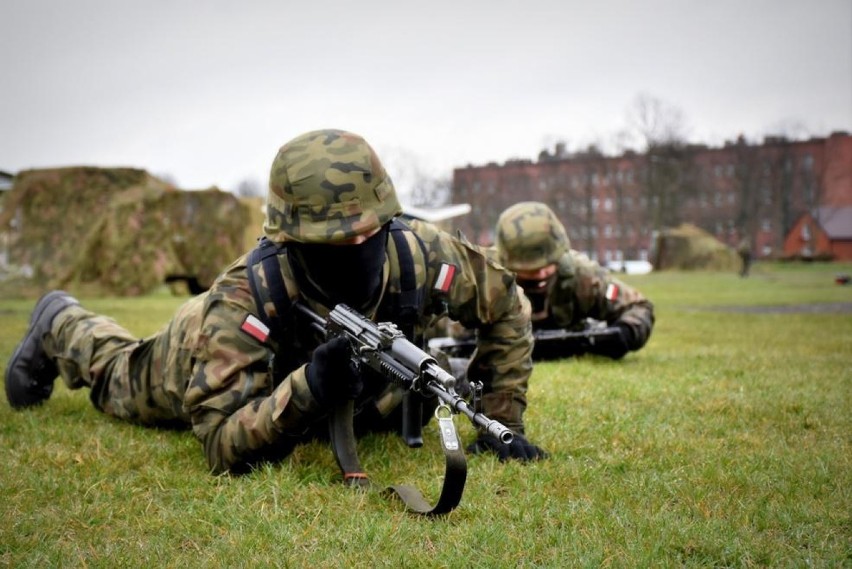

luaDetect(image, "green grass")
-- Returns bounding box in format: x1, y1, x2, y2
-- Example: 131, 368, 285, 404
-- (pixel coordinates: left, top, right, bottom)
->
1, 262, 850, 567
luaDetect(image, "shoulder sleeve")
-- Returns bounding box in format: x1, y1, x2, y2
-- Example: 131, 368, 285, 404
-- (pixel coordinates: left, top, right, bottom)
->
567, 251, 655, 349
184, 254, 321, 474
410, 220, 533, 432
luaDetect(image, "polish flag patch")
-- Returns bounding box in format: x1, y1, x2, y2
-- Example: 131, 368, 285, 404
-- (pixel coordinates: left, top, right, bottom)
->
434, 263, 457, 293
605, 283, 620, 301
241, 314, 270, 343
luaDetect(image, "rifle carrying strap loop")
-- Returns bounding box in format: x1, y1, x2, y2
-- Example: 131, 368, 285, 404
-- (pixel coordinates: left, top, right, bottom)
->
328, 399, 467, 516
384, 404, 467, 516
329, 400, 371, 489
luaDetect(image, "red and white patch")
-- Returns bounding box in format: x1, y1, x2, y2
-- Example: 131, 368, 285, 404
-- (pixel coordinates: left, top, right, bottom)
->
241, 314, 270, 343
605, 283, 620, 301
434, 263, 457, 293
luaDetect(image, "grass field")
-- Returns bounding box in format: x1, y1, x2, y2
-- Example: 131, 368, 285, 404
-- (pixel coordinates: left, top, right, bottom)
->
1, 262, 850, 567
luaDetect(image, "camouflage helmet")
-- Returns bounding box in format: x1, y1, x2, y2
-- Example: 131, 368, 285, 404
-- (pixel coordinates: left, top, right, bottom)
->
495, 201, 570, 271
264, 129, 402, 243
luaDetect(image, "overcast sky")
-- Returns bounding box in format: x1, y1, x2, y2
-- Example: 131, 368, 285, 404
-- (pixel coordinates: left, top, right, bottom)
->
2, 0, 850, 199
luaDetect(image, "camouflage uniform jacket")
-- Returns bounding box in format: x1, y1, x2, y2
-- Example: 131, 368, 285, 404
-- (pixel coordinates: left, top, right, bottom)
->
546, 250, 654, 347
184, 219, 533, 474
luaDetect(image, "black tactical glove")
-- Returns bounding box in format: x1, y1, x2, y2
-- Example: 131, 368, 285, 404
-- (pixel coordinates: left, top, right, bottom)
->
466, 432, 549, 462
589, 323, 633, 360
305, 336, 363, 407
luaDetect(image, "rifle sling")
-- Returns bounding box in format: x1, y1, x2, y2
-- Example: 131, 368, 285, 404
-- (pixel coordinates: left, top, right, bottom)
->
329, 400, 467, 516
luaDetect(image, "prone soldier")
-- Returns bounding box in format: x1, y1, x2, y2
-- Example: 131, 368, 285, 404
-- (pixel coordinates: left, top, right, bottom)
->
5, 129, 547, 477
493, 201, 655, 360
429, 201, 655, 365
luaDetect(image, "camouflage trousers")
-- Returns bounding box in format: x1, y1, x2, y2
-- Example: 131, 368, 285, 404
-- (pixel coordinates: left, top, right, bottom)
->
43, 295, 205, 426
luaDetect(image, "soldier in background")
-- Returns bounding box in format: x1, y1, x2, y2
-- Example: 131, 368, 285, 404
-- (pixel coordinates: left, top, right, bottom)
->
5, 129, 546, 472
493, 201, 655, 360
737, 237, 752, 277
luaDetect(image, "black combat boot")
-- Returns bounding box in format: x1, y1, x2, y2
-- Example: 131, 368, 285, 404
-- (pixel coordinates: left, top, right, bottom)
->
5, 291, 80, 409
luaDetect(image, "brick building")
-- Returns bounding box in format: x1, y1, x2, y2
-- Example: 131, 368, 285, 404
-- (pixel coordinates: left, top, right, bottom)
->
450, 132, 852, 263
783, 207, 852, 261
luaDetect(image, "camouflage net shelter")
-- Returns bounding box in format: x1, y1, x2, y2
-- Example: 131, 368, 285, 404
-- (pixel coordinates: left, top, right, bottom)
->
0, 167, 251, 297
651, 223, 740, 271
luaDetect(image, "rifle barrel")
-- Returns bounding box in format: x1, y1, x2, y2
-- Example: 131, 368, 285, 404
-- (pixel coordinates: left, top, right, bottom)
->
425, 382, 514, 444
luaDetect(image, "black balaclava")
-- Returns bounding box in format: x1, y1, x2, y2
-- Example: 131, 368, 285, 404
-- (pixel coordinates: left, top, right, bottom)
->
289, 224, 389, 311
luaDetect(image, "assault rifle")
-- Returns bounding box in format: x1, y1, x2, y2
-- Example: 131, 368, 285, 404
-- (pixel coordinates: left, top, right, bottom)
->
428, 323, 623, 361
295, 302, 513, 516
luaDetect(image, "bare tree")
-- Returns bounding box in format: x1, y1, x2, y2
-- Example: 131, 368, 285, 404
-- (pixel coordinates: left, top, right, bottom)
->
625, 93, 695, 231
234, 178, 263, 198
408, 175, 452, 208
624, 93, 689, 150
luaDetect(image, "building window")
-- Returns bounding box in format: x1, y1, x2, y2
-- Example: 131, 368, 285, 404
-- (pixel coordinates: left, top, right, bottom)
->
805, 181, 816, 203
591, 198, 599, 211
604, 225, 612, 237
604, 198, 613, 211
801, 224, 811, 240
761, 219, 771, 232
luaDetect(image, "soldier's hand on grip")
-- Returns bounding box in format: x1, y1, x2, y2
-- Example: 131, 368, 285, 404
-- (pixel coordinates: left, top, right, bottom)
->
590, 323, 633, 360
467, 432, 548, 462
305, 337, 363, 406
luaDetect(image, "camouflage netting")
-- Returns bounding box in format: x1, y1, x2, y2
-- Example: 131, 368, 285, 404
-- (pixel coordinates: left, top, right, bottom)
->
651, 223, 740, 271
0, 167, 251, 297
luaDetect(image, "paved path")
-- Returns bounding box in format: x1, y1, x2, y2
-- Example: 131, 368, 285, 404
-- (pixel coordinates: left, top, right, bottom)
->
706, 302, 852, 314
